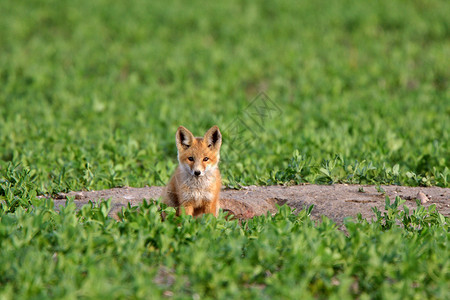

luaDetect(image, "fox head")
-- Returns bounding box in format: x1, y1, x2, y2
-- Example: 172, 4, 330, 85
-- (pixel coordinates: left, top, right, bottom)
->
175, 125, 222, 177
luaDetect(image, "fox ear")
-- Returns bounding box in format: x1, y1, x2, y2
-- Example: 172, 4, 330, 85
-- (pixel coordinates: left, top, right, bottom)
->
176, 126, 194, 150
204, 125, 222, 149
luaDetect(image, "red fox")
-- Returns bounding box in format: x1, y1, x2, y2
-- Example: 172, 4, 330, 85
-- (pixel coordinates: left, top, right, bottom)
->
162, 125, 222, 217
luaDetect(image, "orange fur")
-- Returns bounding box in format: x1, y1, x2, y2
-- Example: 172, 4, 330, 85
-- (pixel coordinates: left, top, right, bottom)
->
163, 125, 222, 217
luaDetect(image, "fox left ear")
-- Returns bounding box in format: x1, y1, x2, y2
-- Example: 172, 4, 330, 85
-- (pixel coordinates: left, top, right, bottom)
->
204, 125, 222, 149
176, 126, 195, 151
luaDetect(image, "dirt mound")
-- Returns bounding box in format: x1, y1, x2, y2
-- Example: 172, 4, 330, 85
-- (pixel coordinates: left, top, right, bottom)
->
53, 184, 449, 224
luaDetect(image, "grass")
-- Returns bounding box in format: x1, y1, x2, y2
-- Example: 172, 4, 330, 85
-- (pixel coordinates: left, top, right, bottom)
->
0, 0, 449, 298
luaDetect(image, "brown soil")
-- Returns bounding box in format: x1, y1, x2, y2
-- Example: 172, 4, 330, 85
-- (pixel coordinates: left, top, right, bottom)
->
53, 184, 449, 224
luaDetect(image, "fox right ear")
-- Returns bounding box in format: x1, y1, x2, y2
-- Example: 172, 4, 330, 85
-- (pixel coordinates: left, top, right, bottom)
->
176, 126, 194, 150
204, 125, 222, 149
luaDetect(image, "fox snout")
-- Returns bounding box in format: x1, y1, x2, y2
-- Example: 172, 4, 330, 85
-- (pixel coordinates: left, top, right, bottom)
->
188, 165, 205, 177
179, 160, 209, 178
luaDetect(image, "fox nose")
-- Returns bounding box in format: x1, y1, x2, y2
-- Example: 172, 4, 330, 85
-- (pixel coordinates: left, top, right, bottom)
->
194, 170, 201, 177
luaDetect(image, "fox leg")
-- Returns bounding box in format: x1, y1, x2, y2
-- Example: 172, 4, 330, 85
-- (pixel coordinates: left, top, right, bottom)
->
179, 203, 194, 216
204, 201, 218, 217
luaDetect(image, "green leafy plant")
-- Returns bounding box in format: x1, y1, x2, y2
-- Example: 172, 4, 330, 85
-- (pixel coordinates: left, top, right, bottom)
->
0, 163, 39, 213
0, 0, 448, 298
0, 0, 448, 191
371, 196, 447, 232
0, 199, 448, 299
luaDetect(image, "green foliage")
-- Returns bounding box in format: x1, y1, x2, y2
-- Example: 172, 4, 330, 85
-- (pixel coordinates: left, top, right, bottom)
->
0, 0, 449, 192
269, 151, 449, 187
0, 163, 39, 213
0, 199, 448, 299
0, 1, 448, 297
370, 196, 447, 232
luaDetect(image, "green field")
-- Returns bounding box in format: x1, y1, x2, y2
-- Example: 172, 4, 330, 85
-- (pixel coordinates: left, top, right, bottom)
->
0, 0, 449, 298
0, 199, 448, 299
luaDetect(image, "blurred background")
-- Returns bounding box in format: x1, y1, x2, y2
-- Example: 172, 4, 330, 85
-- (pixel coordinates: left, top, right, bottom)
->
0, 0, 448, 194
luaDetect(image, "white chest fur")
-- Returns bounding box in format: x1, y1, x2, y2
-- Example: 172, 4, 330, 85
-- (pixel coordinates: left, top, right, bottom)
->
178, 170, 216, 205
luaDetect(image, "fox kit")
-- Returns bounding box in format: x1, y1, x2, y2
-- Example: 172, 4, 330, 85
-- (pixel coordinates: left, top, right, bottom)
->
163, 125, 222, 217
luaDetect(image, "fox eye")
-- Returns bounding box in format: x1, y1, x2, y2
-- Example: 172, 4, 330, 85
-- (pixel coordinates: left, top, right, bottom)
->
203, 157, 209, 161
188, 157, 194, 161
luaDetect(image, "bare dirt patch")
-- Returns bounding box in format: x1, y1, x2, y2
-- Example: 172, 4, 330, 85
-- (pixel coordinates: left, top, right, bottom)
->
53, 184, 449, 224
